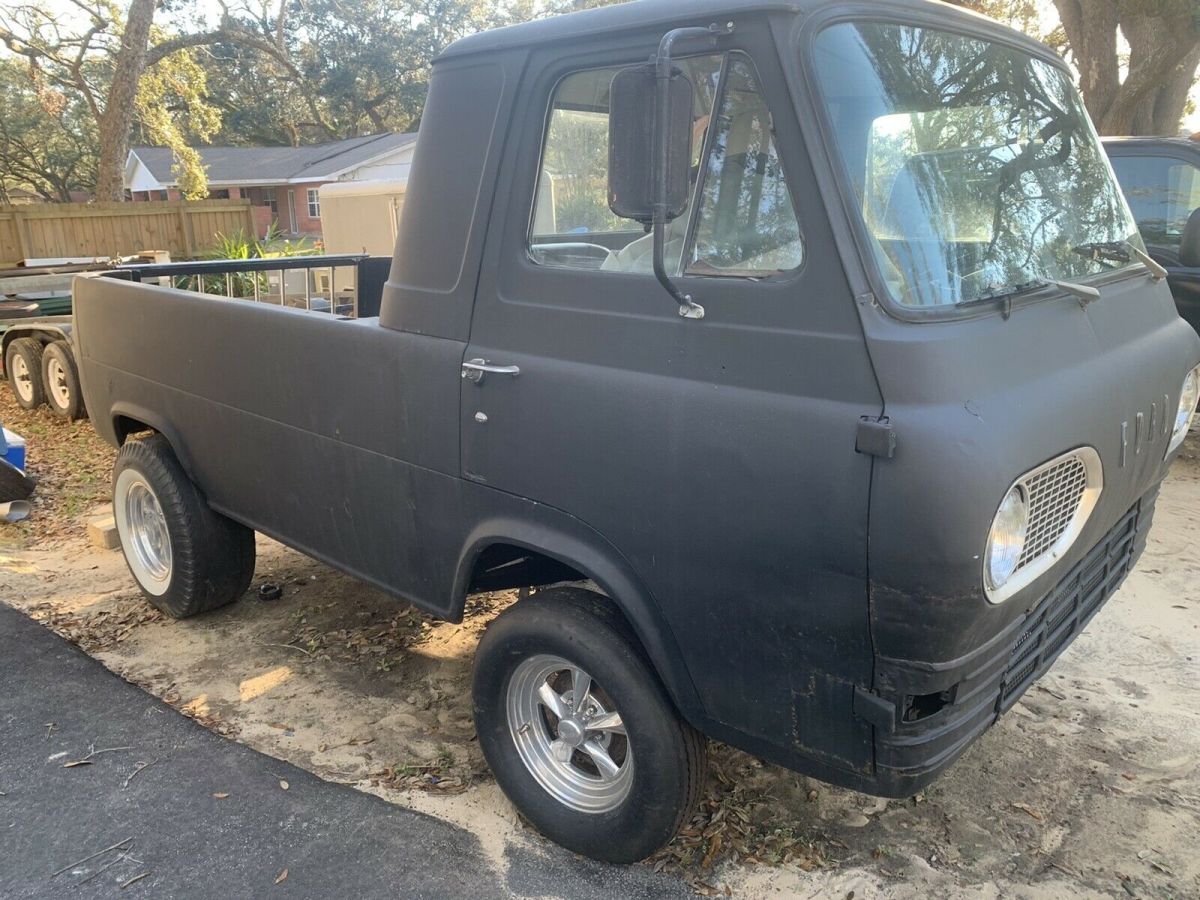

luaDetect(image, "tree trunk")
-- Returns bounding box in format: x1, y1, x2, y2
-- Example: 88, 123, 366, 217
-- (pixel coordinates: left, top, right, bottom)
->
1052, 0, 1200, 136
1053, 0, 1121, 124
94, 0, 158, 202
1102, 6, 1200, 136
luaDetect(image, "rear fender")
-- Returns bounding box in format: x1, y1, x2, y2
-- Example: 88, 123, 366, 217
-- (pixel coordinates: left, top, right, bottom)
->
107, 401, 198, 482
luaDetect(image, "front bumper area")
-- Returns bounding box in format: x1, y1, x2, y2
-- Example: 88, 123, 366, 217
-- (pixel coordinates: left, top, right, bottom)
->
868, 489, 1157, 797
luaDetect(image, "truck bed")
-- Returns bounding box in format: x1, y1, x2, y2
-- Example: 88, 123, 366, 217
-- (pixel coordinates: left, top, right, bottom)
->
74, 276, 468, 613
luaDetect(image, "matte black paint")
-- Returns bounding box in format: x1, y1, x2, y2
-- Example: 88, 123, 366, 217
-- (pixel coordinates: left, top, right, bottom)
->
75, 0, 1200, 799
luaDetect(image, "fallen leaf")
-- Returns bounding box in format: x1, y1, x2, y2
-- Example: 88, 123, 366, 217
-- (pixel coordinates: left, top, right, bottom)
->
275, 869, 288, 884
1011, 801, 1043, 821
212, 792, 229, 799
63, 760, 93, 768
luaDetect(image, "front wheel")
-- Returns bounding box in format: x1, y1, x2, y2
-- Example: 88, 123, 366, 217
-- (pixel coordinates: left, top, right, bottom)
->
473, 588, 707, 863
112, 435, 255, 618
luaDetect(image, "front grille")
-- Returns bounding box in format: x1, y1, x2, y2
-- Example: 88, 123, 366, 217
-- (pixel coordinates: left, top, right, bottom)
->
998, 498, 1142, 708
990, 447, 1104, 604
876, 492, 1153, 783
1018, 456, 1089, 566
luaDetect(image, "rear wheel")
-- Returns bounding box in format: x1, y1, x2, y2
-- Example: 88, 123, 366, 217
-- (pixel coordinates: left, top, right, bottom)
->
5, 339, 45, 410
473, 588, 707, 863
112, 435, 255, 618
41, 341, 86, 421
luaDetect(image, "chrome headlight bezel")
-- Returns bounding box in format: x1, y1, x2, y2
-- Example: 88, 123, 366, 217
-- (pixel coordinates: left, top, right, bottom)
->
1166, 365, 1200, 458
984, 448, 1103, 605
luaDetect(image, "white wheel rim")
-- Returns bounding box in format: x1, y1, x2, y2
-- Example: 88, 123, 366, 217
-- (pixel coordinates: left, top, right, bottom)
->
114, 469, 172, 596
47, 356, 71, 409
10, 353, 33, 403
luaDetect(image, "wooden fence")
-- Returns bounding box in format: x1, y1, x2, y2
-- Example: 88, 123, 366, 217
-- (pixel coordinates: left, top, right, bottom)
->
0, 199, 256, 267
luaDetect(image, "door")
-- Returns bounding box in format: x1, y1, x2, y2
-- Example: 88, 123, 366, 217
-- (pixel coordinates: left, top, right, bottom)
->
1108, 149, 1200, 332
460, 21, 883, 768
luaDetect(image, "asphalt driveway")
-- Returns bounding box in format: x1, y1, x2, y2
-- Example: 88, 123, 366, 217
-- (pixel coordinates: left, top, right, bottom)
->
0, 603, 690, 899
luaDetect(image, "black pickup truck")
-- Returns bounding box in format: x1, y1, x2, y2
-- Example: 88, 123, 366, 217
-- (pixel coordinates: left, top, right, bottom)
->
1105, 136, 1200, 333
74, 0, 1200, 863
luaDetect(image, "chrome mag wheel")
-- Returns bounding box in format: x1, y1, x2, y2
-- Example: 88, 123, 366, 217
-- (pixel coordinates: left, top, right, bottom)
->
115, 469, 173, 596
506, 654, 634, 813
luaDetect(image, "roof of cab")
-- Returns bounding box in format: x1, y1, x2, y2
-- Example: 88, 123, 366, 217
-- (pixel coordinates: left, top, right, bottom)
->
438, 0, 1049, 64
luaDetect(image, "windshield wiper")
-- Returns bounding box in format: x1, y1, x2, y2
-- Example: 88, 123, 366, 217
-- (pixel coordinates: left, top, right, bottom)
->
972, 276, 1100, 317
1072, 240, 1168, 281
969, 279, 1050, 319
1045, 277, 1101, 307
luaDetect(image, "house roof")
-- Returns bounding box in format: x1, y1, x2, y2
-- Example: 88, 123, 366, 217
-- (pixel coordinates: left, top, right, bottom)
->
130, 132, 419, 187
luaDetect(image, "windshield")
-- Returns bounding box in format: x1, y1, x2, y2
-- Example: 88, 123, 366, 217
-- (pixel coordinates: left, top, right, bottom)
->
812, 22, 1142, 310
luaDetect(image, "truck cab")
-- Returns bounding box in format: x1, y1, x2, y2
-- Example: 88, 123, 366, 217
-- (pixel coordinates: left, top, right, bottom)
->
1104, 136, 1200, 333
74, 0, 1200, 864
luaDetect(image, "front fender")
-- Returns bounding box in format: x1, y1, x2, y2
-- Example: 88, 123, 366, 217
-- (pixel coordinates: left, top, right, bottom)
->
452, 488, 704, 726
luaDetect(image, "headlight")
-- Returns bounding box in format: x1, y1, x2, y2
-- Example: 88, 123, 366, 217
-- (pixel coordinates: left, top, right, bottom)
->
986, 485, 1028, 592
1167, 365, 1200, 457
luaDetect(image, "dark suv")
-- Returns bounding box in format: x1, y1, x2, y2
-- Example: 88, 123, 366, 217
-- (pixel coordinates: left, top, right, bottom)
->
1105, 136, 1200, 332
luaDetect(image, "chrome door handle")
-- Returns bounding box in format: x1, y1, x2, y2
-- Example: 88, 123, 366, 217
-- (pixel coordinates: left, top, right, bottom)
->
462, 358, 520, 384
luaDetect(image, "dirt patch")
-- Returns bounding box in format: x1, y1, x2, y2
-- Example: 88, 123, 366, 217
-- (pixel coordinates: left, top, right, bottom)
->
2, 412, 1198, 897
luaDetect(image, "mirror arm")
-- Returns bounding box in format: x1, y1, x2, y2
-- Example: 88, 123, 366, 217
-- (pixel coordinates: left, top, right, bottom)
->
652, 23, 731, 320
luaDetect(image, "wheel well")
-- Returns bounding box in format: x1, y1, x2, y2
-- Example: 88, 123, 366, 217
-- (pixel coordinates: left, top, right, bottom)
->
113, 415, 157, 444
466, 543, 588, 595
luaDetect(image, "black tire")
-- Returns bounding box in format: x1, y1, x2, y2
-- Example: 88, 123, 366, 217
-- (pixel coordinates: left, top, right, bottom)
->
112, 434, 255, 618
0, 458, 34, 502
473, 588, 707, 863
5, 338, 45, 410
41, 340, 86, 421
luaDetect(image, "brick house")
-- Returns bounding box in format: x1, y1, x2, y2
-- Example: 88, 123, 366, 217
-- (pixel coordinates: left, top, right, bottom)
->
124, 133, 418, 239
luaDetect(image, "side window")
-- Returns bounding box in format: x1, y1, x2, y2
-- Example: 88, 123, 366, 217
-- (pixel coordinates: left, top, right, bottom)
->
528, 53, 802, 278
1109, 154, 1200, 257
685, 57, 804, 276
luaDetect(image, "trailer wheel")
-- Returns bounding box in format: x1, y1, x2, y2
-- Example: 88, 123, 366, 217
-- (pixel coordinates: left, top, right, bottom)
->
41, 341, 86, 421
5, 338, 45, 410
473, 588, 707, 863
112, 435, 255, 618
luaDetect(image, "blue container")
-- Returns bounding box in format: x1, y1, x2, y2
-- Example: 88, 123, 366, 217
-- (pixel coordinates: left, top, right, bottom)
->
2, 428, 26, 472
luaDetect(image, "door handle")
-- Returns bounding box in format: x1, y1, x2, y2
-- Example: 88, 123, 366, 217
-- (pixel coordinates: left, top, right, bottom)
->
462, 358, 520, 384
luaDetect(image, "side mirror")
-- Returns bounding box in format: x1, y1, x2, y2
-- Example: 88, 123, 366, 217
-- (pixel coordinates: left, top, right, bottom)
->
608, 64, 693, 225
